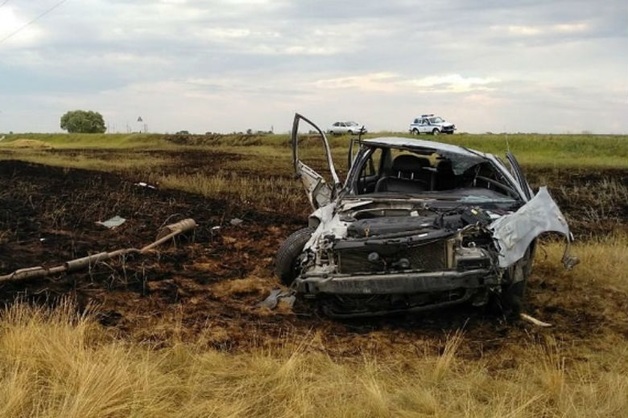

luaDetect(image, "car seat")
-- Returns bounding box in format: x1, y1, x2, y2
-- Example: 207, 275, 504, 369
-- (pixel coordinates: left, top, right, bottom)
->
435, 159, 456, 190
375, 154, 430, 193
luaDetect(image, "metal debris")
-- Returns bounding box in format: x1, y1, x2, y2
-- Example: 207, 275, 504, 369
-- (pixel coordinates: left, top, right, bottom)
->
258, 289, 296, 309
96, 216, 126, 229
134, 181, 157, 189
230, 218, 244, 226
520, 313, 552, 327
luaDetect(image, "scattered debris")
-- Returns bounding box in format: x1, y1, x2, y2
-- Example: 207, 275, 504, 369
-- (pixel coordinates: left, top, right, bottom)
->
520, 313, 552, 327
96, 215, 126, 229
153, 218, 197, 245
230, 218, 244, 226
134, 181, 157, 190
258, 289, 296, 309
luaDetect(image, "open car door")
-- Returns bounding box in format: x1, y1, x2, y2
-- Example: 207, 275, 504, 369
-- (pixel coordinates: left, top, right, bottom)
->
291, 113, 342, 209
506, 152, 533, 201
347, 136, 362, 170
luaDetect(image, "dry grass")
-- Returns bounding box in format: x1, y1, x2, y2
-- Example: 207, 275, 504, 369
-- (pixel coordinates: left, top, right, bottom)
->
1, 236, 627, 417
156, 171, 306, 213
0, 139, 53, 149
0, 150, 169, 176
0, 307, 626, 418
540, 233, 628, 291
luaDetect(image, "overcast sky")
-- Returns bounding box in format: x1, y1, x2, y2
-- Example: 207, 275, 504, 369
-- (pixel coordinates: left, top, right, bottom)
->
1, 0, 626, 134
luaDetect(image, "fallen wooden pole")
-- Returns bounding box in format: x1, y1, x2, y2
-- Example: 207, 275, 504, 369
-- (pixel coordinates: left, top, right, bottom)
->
0, 218, 197, 283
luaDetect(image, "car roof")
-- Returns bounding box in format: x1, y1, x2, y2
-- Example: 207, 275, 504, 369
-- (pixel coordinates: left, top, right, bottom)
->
362, 137, 489, 158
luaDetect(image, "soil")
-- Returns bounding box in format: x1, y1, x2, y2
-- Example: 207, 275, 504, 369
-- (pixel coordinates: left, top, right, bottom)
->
0, 158, 626, 358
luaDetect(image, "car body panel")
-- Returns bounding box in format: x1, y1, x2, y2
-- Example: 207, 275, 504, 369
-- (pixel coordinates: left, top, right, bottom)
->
291, 113, 341, 209
506, 152, 534, 200
361, 137, 479, 157
490, 186, 570, 267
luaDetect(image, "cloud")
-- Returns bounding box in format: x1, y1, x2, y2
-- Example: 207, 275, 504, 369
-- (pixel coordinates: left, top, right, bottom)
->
0, 0, 626, 134
0, 6, 45, 45
312, 73, 501, 94
313, 73, 401, 92
406, 74, 501, 93
491, 22, 590, 37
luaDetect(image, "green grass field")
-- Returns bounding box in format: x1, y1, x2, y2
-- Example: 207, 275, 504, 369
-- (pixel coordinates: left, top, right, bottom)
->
1, 131, 627, 168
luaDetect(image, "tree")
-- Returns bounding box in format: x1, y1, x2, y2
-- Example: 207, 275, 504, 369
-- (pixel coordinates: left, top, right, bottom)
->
60, 110, 106, 133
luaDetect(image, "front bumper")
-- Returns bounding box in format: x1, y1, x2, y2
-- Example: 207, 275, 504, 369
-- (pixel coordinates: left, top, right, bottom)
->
295, 268, 496, 295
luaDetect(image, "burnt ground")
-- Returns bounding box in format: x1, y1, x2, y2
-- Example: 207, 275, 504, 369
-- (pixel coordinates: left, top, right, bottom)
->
0, 157, 627, 358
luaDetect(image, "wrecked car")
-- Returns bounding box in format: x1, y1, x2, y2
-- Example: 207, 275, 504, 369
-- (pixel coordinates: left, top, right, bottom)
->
276, 113, 576, 318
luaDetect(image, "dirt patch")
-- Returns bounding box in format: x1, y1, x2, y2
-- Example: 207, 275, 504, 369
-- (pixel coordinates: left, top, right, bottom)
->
0, 160, 626, 358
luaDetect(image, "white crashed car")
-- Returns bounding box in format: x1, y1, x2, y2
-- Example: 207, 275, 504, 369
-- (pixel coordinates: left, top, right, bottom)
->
275, 114, 577, 318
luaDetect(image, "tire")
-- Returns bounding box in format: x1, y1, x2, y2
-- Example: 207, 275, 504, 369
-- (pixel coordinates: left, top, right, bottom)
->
432, 129, 439, 136
275, 227, 314, 286
491, 247, 532, 318
412, 128, 420, 135
500, 277, 527, 318
348, 130, 353, 135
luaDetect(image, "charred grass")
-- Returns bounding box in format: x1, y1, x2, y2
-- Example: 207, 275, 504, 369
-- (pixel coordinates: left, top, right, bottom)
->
0, 135, 627, 417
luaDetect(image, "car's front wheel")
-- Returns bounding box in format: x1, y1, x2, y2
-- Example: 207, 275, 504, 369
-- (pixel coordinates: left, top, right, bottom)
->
499, 275, 527, 318
432, 129, 439, 135
492, 246, 534, 318
412, 128, 420, 135
275, 227, 314, 286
